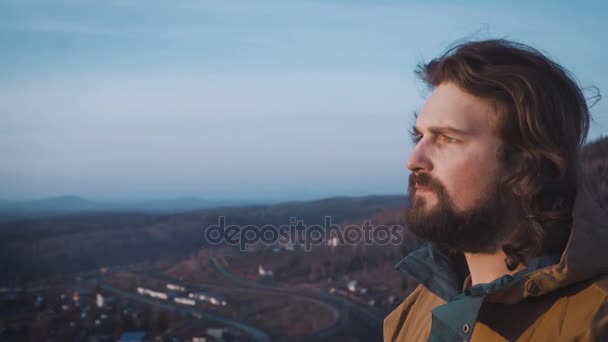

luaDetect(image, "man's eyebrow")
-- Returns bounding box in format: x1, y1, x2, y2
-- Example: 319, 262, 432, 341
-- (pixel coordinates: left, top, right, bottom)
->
410, 124, 472, 137
427, 126, 471, 136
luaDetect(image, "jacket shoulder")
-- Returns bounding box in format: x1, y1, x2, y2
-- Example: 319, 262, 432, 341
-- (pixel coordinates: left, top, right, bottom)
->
571, 275, 608, 341
384, 284, 445, 342
384, 284, 424, 340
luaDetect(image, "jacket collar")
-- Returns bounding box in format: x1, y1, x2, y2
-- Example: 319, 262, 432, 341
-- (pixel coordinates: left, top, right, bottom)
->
395, 242, 462, 301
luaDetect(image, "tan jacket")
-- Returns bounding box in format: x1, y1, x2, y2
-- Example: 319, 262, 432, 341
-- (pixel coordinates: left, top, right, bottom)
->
384, 180, 608, 341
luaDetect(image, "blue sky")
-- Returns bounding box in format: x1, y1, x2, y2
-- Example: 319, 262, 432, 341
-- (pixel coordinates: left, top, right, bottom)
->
1, 0, 607, 201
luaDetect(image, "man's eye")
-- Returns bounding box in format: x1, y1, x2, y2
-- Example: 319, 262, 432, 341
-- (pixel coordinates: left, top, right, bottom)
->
439, 135, 459, 143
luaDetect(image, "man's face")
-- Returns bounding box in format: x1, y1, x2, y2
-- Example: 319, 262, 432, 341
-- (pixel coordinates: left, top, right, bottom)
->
405, 82, 508, 253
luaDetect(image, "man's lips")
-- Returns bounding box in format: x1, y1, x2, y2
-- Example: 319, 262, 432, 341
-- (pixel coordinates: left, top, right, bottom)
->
414, 185, 431, 192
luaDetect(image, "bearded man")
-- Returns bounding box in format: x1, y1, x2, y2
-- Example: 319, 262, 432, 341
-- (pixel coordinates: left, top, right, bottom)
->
384, 39, 608, 341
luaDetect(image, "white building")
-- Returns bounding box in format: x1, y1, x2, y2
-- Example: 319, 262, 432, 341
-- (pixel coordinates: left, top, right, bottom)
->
258, 264, 274, 277
347, 280, 358, 293
166, 284, 186, 292
174, 297, 196, 306
96, 292, 104, 308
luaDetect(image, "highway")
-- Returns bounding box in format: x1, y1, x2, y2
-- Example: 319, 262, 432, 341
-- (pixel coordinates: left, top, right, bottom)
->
83, 255, 384, 341
82, 273, 271, 342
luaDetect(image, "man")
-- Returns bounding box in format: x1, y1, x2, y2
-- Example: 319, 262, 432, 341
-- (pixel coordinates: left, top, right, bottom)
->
384, 39, 608, 341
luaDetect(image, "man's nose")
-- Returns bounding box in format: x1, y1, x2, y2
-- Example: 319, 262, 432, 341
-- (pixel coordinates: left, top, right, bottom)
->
406, 143, 433, 172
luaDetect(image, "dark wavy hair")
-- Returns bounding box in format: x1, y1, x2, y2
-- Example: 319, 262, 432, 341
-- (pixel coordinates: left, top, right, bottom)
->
415, 39, 594, 270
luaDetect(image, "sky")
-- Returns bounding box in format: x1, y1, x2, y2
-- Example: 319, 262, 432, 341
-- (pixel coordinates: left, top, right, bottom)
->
1, 0, 607, 202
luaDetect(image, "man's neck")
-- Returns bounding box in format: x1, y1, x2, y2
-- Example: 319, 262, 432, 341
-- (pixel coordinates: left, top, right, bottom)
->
464, 250, 527, 286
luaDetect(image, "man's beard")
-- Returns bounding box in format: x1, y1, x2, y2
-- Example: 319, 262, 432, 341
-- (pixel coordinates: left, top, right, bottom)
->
405, 172, 510, 254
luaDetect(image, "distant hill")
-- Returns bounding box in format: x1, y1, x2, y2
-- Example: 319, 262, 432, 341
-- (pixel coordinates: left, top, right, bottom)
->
0, 196, 116, 221
0, 196, 255, 221
0, 195, 103, 214
0, 194, 406, 283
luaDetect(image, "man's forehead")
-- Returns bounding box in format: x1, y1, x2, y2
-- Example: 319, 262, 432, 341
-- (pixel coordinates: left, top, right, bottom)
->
416, 83, 495, 134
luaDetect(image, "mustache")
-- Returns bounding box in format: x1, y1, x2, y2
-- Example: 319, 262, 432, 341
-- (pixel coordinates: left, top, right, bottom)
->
408, 172, 444, 193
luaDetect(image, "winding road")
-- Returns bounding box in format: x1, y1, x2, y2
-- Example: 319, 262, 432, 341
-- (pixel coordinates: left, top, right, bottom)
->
209, 257, 384, 341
